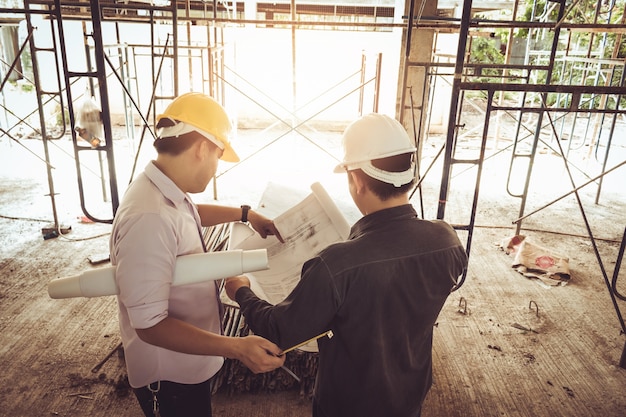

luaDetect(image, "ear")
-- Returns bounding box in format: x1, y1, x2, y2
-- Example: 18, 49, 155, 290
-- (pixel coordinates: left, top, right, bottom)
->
199, 138, 222, 159
195, 138, 209, 156
349, 171, 367, 195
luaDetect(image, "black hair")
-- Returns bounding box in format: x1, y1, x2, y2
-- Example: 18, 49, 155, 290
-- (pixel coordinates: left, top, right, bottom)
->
351, 152, 415, 200
153, 118, 205, 156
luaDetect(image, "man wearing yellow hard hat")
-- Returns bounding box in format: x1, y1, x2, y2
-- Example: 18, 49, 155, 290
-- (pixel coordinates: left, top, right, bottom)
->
226, 113, 468, 417
110, 92, 285, 417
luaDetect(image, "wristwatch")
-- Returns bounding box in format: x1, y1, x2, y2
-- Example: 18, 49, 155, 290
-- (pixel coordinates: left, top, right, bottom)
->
240, 204, 251, 223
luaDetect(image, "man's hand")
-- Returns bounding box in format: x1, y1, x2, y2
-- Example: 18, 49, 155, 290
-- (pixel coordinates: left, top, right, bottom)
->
248, 210, 284, 243
234, 335, 285, 373
225, 275, 251, 300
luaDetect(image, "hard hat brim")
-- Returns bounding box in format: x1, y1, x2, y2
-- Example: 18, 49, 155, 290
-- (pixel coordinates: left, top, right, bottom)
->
221, 144, 239, 163
333, 146, 417, 174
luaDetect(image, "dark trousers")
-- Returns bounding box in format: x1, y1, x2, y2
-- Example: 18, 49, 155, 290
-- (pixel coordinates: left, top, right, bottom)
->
312, 399, 422, 417
133, 379, 213, 417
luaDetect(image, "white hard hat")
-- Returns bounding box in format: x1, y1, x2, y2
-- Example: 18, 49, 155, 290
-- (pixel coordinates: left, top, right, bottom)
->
334, 113, 417, 187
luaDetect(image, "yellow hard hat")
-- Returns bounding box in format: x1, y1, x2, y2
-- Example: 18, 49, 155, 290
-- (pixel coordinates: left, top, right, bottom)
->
156, 92, 239, 162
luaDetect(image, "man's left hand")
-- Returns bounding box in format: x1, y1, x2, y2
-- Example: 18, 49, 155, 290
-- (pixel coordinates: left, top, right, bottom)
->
225, 275, 251, 300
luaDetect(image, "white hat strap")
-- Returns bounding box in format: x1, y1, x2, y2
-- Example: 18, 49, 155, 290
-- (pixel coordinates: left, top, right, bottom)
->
158, 121, 225, 150
346, 161, 415, 187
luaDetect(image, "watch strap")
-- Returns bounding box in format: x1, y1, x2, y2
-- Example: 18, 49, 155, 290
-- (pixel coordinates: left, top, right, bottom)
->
240, 205, 251, 223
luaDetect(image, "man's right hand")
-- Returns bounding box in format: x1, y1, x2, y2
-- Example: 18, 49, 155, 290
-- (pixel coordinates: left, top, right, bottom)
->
234, 335, 285, 373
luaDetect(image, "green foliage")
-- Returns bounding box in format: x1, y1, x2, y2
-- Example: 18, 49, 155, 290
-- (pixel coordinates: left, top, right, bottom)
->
55, 105, 69, 127
468, 35, 505, 81
469, 36, 504, 65
515, 0, 559, 38
20, 47, 32, 78
478, 0, 626, 108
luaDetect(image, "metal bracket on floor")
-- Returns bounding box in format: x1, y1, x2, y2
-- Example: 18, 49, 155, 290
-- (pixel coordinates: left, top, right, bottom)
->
458, 297, 470, 315
41, 224, 72, 240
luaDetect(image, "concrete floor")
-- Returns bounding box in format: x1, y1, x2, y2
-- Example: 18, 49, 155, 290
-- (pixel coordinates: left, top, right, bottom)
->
1, 127, 625, 416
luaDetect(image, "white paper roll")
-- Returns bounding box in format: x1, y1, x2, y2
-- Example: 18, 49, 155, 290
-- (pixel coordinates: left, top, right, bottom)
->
48, 249, 268, 299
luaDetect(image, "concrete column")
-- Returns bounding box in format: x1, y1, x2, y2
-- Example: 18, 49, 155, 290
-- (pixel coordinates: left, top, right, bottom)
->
396, 0, 437, 156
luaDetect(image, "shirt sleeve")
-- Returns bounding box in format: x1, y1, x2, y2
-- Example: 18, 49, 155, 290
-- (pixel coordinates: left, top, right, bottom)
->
236, 256, 340, 350
113, 212, 178, 330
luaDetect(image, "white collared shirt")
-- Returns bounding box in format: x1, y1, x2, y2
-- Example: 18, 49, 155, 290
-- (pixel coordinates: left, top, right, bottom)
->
110, 161, 223, 388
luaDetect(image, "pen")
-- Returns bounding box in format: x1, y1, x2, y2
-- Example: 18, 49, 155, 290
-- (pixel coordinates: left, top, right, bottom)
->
280, 330, 334, 355
281, 365, 301, 382
265, 349, 301, 382
265, 330, 334, 382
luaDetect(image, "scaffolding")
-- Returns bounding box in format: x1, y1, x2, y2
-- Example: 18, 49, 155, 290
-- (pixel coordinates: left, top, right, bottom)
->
0, 0, 624, 367
399, 0, 626, 362
1, 0, 387, 223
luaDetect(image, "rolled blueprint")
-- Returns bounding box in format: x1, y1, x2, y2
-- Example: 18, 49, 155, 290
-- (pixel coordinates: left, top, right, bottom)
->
48, 249, 268, 299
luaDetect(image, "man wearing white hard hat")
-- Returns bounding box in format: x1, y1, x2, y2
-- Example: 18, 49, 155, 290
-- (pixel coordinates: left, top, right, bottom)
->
110, 92, 285, 417
226, 113, 468, 417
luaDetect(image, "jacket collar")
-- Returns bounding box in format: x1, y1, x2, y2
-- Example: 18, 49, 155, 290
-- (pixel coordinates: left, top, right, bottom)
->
349, 204, 417, 240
